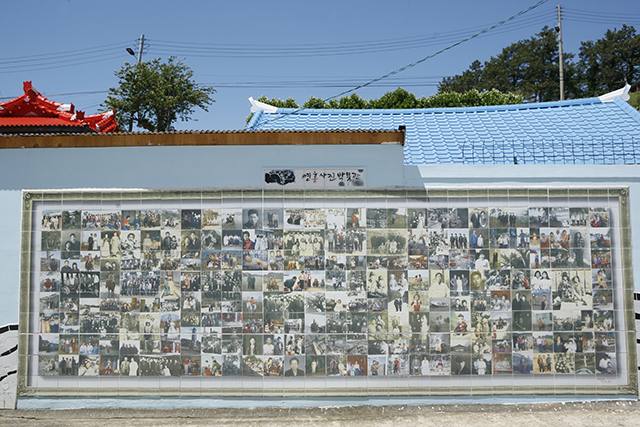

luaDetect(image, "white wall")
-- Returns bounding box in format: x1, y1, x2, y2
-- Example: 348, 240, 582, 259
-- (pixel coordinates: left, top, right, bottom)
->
0, 144, 405, 326
2, 146, 640, 327
4, 143, 640, 407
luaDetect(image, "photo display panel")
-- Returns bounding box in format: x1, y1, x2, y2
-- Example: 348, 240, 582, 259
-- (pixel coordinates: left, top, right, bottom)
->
19, 188, 637, 397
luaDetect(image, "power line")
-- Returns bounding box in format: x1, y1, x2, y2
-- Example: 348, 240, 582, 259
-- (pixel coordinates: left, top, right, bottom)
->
564, 9, 640, 20
0, 53, 127, 74
202, 82, 441, 89
0, 52, 126, 74
2, 3, 634, 113
150, 12, 550, 52
43, 89, 110, 97
0, 89, 109, 101
563, 8, 640, 25
565, 17, 640, 25
0, 76, 446, 101
0, 42, 133, 65
0, 40, 139, 75
148, 13, 554, 59
200, 75, 445, 88
82, 101, 104, 110
0, 6, 633, 74
0, 7, 554, 72
250, 0, 550, 129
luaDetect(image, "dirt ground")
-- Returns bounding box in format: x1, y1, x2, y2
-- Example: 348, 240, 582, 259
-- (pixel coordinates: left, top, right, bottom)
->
1, 400, 639, 426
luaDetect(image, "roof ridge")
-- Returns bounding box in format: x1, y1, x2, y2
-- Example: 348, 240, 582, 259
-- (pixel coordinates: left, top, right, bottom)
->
247, 109, 265, 129
613, 97, 640, 127
266, 97, 604, 115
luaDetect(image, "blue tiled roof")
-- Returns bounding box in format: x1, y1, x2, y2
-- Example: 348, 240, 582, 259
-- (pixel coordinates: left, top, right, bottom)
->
247, 97, 640, 165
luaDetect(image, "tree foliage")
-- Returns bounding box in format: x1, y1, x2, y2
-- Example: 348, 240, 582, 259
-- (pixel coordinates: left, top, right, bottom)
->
629, 92, 640, 111
439, 27, 580, 102
419, 89, 523, 108
254, 96, 300, 109
248, 25, 640, 127
248, 88, 522, 123
578, 24, 640, 97
303, 93, 370, 109
371, 88, 419, 109
103, 57, 215, 132
440, 25, 640, 101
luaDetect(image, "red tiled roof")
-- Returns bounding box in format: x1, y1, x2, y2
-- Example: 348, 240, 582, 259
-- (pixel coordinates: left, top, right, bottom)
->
84, 110, 119, 133
0, 117, 88, 127
0, 81, 119, 133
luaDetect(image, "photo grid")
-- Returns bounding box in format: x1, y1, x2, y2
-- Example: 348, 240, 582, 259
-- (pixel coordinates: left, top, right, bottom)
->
34, 202, 619, 379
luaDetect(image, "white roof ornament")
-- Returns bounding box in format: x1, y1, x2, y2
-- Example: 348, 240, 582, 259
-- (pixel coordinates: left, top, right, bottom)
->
249, 97, 279, 114
598, 84, 631, 102
56, 104, 72, 112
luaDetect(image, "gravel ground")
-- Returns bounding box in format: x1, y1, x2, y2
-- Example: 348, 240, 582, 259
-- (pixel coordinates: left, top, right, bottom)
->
1, 400, 639, 426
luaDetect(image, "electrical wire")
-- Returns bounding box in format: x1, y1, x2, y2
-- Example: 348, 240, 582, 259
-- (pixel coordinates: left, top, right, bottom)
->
0, 77, 446, 101
563, 8, 640, 25
81, 102, 105, 111
150, 12, 550, 52
564, 9, 640, 20
148, 12, 554, 59
41, 90, 110, 97
0, 6, 633, 70
0, 42, 133, 65
199, 76, 444, 89
0, 40, 137, 75
0, 10, 555, 71
249, 0, 550, 130
0, 53, 128, 74
1, 3, 634, 114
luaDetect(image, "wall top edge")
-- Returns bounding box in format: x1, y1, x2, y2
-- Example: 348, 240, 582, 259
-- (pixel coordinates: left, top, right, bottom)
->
22, 185, 631, 193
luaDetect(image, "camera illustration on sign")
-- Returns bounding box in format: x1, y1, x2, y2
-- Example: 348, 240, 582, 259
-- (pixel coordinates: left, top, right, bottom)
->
264, 168, 365, 188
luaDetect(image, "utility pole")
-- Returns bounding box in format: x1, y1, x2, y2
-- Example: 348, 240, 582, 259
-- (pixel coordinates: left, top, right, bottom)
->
137, 34, 145, 64
127, 34, 145, 132
557, 5, 565, 101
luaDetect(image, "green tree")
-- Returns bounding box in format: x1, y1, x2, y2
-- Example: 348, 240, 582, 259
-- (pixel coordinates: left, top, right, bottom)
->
629, 92, 640, 111
333, 93, 370, 109
439, 27, 580, 102
103, 57, 215, 132
439, 60, 484, 94
370, 88, 418, 109
418, 89, 523, 108
302, 94, 371, 109
578, 25, 640, 97
303, 96, 329, 109
253, 95, 300, 109
250, 88, 522, 123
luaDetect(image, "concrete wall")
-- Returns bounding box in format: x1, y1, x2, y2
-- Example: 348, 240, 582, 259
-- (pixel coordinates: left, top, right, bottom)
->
0, 144, 404, 327
2, 142, 640, 407
3, 146, 640, 326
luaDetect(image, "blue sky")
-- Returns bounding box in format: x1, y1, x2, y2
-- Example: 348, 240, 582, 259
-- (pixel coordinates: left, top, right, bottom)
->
1, 0, 639, 130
